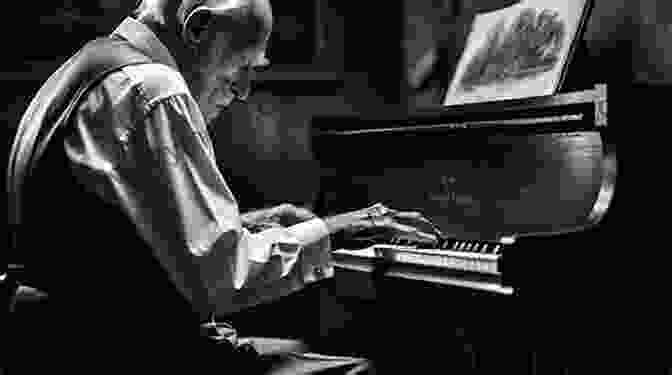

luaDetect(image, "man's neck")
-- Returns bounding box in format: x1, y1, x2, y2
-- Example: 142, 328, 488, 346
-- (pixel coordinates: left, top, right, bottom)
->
135, 16, 201, 93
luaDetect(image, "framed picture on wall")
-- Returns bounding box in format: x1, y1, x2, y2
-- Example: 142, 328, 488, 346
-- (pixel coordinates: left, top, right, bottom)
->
443, 0, 593, 106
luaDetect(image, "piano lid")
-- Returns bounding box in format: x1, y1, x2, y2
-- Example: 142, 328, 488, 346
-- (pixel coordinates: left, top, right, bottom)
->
312, 85, 615, 242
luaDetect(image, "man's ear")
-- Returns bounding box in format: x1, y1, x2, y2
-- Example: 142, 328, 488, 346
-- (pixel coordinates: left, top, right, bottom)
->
184, 8, 213, 44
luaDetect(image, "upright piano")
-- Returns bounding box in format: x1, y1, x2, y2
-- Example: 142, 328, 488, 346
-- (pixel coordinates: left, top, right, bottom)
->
311, 84, 621, 374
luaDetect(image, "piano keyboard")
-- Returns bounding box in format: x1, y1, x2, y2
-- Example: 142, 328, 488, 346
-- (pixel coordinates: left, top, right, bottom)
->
371, 237, 512, 275
374, 246, 500, 274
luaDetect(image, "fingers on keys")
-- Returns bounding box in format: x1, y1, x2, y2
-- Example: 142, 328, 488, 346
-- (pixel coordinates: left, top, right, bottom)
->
387, 222, 437, 242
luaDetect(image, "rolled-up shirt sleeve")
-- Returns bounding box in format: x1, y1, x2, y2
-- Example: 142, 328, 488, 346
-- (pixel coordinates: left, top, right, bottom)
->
246, 217, 329, 273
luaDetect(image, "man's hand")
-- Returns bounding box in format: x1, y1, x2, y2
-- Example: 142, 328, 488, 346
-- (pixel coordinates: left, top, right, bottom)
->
324, 203, 440, 245
241, 203, 317, 232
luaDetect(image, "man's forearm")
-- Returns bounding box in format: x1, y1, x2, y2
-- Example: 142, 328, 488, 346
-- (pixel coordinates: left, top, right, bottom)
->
240, 207, 276, 226
241, 204, 370, 244
322, 210, 367, 235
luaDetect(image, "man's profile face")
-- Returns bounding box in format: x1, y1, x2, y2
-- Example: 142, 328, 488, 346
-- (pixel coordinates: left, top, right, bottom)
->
197, 45, 269, 124
187, 4, 271, 124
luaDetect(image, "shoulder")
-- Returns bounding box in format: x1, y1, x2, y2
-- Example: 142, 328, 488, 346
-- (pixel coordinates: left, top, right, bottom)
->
78, 63, 191, 117
120, 63, 191, 112
76, 63, 189, 119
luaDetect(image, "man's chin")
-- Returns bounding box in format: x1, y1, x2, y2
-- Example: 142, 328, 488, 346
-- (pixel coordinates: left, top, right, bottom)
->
203, 110, 223, 127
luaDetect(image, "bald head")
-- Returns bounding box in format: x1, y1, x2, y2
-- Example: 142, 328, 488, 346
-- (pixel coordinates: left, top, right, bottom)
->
135, 0, 272, 49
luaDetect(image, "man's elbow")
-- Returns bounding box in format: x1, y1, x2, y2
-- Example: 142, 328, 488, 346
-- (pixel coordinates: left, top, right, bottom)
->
189, 224, 243, 257
188, 239, 217, 258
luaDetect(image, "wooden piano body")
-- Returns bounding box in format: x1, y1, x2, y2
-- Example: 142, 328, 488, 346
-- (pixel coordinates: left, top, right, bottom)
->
310, 84, 623, 374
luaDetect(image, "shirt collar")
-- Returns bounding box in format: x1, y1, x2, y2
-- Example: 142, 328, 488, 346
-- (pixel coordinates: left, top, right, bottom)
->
112, 17, 179, 70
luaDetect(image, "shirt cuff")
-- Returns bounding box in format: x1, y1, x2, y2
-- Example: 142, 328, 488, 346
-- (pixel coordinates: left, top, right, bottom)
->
286, 218, 329, 247
244, 228, 273, 263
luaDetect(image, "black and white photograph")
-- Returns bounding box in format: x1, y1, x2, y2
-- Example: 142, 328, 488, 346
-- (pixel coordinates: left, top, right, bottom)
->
2, 1, 670, 374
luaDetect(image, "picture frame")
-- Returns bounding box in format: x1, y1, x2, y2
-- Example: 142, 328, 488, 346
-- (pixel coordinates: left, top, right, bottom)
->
443, 0, 593, 106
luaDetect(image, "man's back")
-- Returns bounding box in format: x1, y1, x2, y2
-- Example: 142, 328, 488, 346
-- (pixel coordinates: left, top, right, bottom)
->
10, 36, 212, 372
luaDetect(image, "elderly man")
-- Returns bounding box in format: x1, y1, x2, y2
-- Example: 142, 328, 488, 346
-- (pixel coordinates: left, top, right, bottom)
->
7, 0, 435, 373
